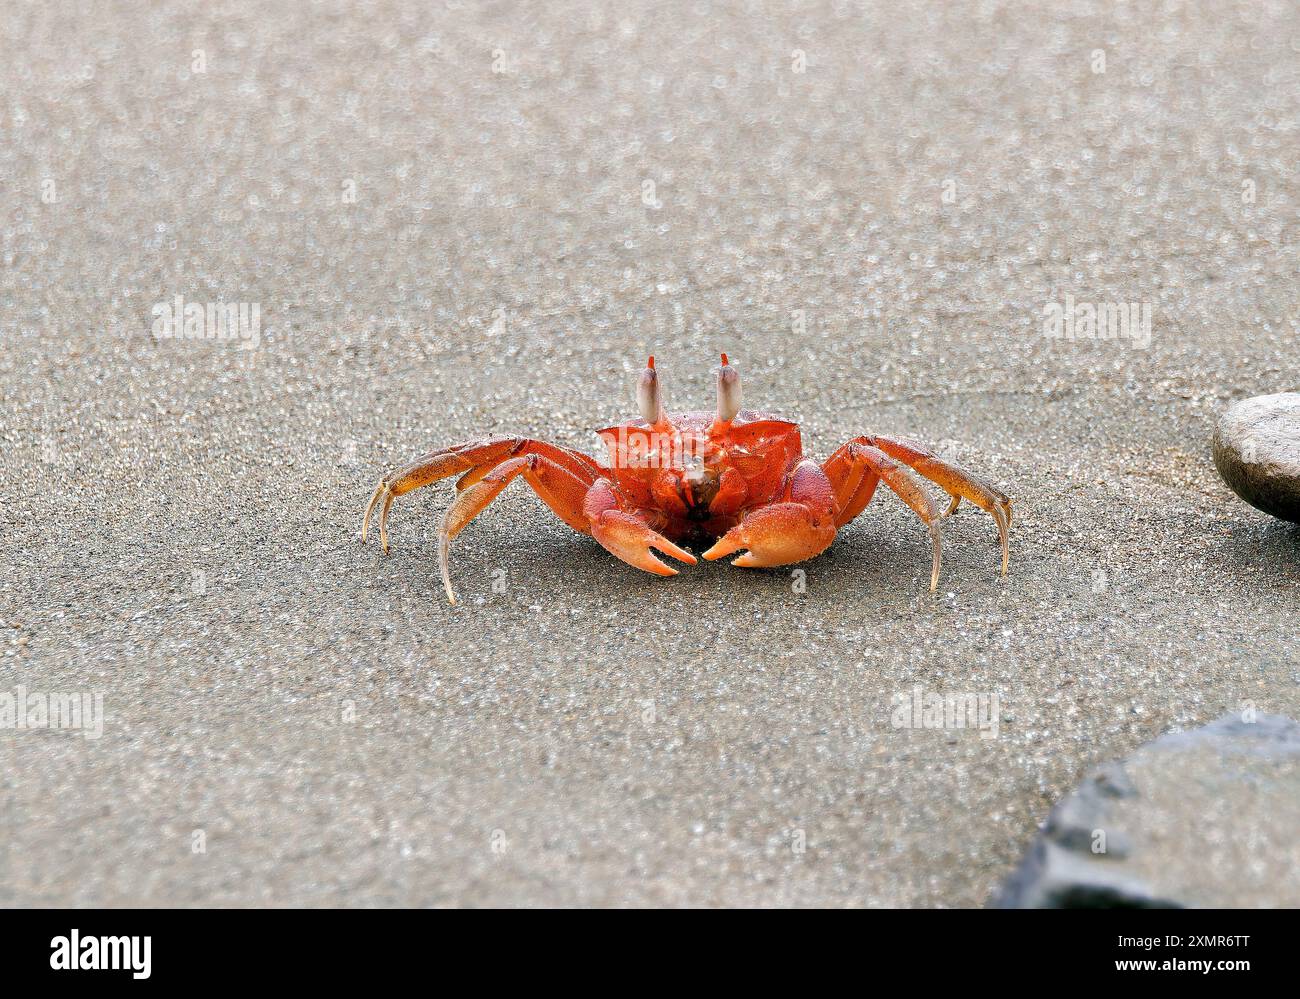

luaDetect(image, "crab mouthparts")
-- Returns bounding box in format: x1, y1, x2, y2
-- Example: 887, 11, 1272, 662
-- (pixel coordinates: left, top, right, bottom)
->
683, 467, 708, 485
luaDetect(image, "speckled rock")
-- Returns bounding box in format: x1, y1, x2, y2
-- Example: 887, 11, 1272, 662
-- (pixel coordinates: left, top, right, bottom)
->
996, 714, 1300, 909
1213, 393, 1300, 523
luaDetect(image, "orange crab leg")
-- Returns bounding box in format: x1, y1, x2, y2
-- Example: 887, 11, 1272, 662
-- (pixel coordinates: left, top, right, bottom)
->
831, 444, 944, 590
438, 453, 596, 604
855, 434, 1012, 575
823, 443, 880, 527
362, 436, 600, 553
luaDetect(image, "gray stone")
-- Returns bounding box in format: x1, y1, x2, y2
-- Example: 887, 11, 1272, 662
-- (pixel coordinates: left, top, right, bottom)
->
997, 714, 1300, 908
1213, 393, 1300, 522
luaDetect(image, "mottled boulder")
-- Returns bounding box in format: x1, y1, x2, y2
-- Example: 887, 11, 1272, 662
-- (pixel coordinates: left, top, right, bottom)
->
1212, 392, 1300, 522
996, 714, 1300, 908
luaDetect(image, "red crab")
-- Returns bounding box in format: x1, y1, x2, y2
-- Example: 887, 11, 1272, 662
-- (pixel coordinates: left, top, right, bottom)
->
362, 355, 1012, 603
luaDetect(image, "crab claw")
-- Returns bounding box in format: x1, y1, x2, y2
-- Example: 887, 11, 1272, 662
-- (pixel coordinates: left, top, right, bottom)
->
704, 461, 838, 568
590, 509, 696, 576
702, 502, 837, 568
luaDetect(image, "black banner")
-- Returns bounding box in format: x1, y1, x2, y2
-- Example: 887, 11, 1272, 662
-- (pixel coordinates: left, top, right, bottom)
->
0, 910, 1289, 987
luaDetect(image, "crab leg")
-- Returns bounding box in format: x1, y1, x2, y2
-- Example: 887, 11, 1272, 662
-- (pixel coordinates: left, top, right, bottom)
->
864, 435, 1012, 576
823, 444, 881, 528
438, 453, 596, 604
836, 444, 945, 590
361, 436, 600, 553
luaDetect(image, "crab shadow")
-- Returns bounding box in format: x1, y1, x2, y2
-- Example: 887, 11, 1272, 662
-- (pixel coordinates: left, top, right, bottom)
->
558, 520, 1002, 608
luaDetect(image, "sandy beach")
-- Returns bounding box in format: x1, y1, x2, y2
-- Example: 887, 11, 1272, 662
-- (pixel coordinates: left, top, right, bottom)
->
2, 0, 1297, 906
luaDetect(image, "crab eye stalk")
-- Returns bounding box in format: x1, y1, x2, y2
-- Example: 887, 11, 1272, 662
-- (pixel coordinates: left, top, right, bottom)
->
715, 352, 741, 423
637, 355, 664, 424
